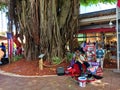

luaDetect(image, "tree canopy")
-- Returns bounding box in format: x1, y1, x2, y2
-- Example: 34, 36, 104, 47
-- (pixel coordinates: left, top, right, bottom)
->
0, 0, 116, 9
80, 0, 116, 6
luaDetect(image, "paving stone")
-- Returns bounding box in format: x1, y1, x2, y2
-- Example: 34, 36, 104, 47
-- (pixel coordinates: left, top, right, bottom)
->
0, 69, 120, 90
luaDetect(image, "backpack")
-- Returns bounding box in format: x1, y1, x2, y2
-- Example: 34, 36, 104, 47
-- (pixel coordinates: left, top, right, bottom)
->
96, 49, 104, 58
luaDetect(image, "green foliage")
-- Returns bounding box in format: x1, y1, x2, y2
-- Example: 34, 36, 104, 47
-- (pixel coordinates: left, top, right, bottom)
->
0, 3, 7, 12
80, 0, 116, 6
66, 52, 74, 62
51, 56, 61, 65
0, 3, 8, 17
13, 55, 23, 62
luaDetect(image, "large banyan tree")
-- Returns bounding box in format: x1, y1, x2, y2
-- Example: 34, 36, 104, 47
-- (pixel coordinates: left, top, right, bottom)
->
6, 0, 115, 61
8, 0, 80, 61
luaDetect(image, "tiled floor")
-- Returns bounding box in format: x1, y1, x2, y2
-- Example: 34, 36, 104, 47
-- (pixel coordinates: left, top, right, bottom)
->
0, 69, 120, 90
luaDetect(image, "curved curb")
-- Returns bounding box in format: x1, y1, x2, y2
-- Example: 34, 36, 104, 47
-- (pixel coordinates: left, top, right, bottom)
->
0, 68, 115, 78
0, 70, 57, 78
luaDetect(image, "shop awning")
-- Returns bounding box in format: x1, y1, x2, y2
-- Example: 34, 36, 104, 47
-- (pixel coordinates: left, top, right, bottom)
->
78, 27, 116, 33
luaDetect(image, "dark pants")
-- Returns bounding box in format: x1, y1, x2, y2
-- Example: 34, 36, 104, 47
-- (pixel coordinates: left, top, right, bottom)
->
79, 48, 85, 54
0, 58, 9, 65
75, 61, 90, 71
83, 61, 90, 68
75, 61, 82, 71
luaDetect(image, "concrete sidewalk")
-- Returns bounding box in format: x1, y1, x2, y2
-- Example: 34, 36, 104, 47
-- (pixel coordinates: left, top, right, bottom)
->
0, 69, 120, 90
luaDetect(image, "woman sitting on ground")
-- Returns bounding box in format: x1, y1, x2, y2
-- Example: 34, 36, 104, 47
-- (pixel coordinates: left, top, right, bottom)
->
72, 49, 90, 73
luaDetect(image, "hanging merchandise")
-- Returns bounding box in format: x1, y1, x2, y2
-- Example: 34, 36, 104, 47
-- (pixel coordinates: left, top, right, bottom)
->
85, 44, 96, 62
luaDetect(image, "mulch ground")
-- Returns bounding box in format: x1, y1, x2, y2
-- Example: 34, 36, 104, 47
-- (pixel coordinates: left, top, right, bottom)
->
0, 58, 117, 76
0, 59, 69, 76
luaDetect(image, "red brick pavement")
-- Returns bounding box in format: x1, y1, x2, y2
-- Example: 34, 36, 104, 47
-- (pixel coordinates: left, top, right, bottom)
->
0, 69, 120, 90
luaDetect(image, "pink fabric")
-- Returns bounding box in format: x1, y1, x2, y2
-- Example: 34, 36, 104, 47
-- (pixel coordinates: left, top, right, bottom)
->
117, 0, 120, 8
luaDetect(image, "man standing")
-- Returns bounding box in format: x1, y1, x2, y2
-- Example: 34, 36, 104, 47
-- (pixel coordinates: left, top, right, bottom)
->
96, 45, 105, 69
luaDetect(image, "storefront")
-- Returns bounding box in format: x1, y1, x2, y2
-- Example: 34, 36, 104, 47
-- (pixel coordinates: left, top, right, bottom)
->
78, 27, 116, 45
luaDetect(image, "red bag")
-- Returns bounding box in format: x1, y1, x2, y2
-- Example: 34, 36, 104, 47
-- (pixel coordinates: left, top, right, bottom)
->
73, 64, 81, 75
67, 64, 81, 76
96, 67, 103, 76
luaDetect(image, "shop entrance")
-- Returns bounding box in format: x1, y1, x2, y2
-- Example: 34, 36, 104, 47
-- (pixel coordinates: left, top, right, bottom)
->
78, 27, 117, 68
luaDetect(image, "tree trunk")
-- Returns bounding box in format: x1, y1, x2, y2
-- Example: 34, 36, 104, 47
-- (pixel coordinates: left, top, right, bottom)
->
8, 0, 79, 61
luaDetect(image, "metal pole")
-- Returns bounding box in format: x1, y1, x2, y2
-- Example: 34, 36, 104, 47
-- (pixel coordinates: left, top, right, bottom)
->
113, 3, 120, 73
116, 6, 120, 71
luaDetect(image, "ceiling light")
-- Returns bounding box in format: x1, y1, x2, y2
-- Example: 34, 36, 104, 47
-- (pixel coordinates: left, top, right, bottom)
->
109, 21, 113, 26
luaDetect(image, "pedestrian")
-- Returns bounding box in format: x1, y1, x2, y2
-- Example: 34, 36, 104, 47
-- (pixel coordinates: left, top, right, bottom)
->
16, 47, 22, 55
0, 48, 4, 64
0, 42, 6, 58
96, 45, 105, 69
